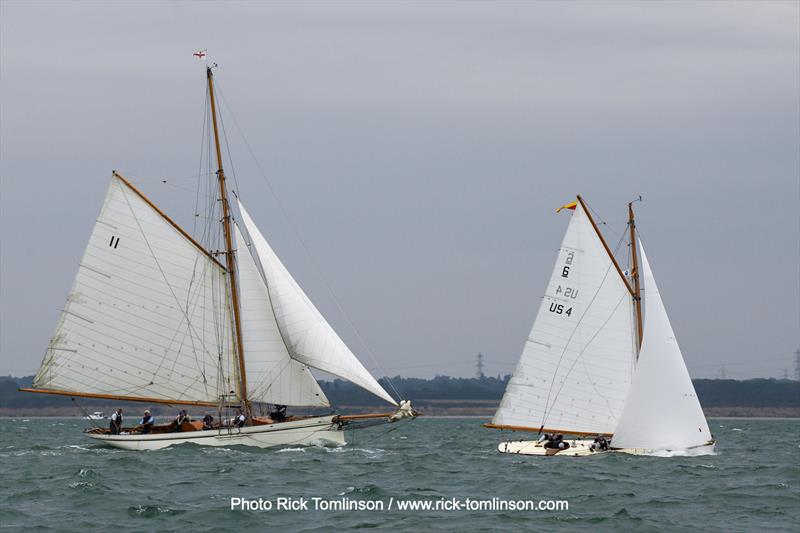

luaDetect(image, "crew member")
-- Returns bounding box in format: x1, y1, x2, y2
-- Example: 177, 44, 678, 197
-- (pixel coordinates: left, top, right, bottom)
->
202, 413, 214, 430
110, 408, 123, 435
233, 409, 246, 428
172, 409, 191, 432
543, 434, 570, 451
139, 410, 154, 434
591, 435, 609, 452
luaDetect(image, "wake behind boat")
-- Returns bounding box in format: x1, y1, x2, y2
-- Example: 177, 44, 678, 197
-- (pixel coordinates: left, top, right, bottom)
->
486, 197, 713, 456
21, 65, 417, 450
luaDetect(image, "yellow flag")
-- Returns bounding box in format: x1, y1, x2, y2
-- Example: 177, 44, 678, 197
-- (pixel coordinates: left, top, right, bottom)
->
556, 201, 577, 213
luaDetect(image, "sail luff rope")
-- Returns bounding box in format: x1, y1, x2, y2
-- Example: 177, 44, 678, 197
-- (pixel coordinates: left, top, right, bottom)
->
214, 83, 403, 402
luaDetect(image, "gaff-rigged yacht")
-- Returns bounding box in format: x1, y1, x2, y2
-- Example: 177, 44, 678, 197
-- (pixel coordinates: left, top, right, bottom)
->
486, 197, 713, 456
21, 66, 417, 451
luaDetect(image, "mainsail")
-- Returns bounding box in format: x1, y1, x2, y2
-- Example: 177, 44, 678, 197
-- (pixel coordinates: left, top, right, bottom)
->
610, 242, 712, 450
33, 173, 236, 404
491, 200, 637, 435
234, 224, 329, 407
237, 201, 397, 406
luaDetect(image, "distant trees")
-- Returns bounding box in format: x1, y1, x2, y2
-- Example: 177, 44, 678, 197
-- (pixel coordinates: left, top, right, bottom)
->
2, 374, 798, 409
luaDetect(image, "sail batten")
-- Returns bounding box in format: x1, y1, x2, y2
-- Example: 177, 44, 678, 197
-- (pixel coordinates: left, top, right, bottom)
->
491, 201, 636, 435
237, 201, 397, 406
32, 174, 237, 404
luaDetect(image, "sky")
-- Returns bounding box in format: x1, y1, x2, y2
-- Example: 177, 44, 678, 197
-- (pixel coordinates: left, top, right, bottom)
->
1, 1, 798, 382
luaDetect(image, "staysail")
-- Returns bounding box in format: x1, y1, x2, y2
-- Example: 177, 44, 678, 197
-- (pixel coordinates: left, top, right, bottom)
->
33, 173, 237, 404
611, 242, 711, 450
491, 201, 637, 435
234, 224, 329, 407
237, 201, 397, 406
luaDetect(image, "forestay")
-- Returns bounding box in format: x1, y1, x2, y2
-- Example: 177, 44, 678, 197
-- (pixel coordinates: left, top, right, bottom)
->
33, 174, 237, 403
237, 201, 397, 406
234, 224, 329, 407
492, 201, 637, 435
611, 243, 711, 450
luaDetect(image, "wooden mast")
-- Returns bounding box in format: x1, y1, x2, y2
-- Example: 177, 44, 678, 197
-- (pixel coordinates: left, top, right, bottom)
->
628, 202, 643, 352
207, 66, 250, 419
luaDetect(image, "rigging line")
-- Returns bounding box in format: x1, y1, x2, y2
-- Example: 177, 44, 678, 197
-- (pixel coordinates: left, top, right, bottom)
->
539, 229, 628, 429
211, 85, 403, 402
557, 291, 628, 423
71, 398, 103, 430
193, 83, 210, 239
213, 81, 243, 201
128, 174, 213, 183
117, 184, 221, 390
585, 201, 622, 240
160, 180, 216, 200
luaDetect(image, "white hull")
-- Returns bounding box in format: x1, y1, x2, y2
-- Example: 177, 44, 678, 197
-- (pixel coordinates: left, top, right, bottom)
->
87, 415, 345, 451
498, 439, 601, 457
612, 440, 716, 456
498, 439, 716, 457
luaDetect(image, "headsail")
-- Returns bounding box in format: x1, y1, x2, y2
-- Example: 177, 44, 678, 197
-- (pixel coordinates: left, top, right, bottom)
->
491, 200, 637, 435
234, 224, 329, 407
33, 173, 237, 404
611, 242, 711, 450
237, 201, 397, 406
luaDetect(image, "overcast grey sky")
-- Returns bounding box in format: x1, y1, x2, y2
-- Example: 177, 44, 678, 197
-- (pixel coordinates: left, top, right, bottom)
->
1, 1, 798, 381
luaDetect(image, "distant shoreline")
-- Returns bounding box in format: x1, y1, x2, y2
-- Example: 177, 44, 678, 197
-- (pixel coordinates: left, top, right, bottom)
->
2, 415, 799, 420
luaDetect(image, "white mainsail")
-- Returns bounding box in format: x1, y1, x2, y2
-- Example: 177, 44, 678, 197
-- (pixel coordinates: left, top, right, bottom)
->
611, 242, 711, 450
234, 224, 329, 407
492, 201, 637, 435
34, 174, 236, 403
237, 201, 397, 406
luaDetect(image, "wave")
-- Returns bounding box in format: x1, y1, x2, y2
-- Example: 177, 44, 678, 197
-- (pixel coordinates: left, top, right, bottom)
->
645, 447, 717, 458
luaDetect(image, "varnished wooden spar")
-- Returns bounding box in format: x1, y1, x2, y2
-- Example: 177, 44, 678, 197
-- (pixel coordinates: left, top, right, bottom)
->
576, 195, 634, 296
334, 411, 397, 421
17, 387, 238, 408
207, 66, 250, 418
112, 171, 226, 271
628, 202, 643, 350
484, 423, 613, 438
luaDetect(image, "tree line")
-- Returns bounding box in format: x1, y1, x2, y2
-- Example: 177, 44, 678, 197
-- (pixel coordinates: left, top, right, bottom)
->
2, 374, 798, 408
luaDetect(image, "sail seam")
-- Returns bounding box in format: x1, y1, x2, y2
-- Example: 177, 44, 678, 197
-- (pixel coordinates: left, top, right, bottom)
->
119, 182, 223, 402
539, 230, 629, 429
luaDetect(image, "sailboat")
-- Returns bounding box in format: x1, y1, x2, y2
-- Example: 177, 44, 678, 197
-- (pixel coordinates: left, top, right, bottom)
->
20, 66, 417, 451
486, 196, 714, 456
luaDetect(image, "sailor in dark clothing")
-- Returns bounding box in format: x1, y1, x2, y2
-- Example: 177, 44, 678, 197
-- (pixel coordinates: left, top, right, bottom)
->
171, 409, 191, 432
591, 435, 609, 452
233, 409, 246, 428
139, 410, 154, 434
543, 434, 570, 450
202, 413, 214, 430
269, 405, 287, 423
109, 408, 123, 434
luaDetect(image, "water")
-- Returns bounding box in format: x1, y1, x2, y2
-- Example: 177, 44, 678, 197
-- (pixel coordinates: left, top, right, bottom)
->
1, 418, 798, 531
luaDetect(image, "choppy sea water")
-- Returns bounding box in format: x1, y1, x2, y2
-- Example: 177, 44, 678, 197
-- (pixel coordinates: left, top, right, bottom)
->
0, 417, 798, 532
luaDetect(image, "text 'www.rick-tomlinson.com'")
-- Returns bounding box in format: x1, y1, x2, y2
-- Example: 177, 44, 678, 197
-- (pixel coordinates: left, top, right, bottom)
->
230, 497, 569, 512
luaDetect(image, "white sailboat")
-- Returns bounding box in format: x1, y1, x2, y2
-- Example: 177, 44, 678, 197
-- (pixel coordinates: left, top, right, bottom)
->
487, 197, 714, 456
21, 66, 416, 451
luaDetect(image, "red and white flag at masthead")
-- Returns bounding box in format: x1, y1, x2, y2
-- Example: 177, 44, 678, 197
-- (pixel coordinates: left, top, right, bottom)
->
193, 49, 207, 60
